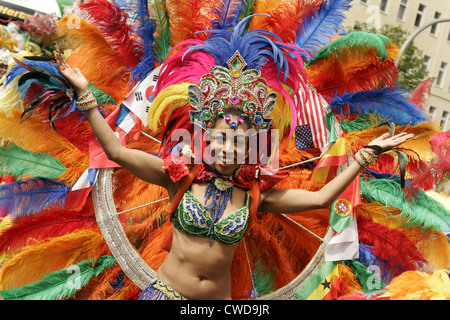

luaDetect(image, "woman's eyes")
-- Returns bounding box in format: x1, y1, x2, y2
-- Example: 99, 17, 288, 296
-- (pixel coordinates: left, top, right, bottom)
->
212, 135, 245, 147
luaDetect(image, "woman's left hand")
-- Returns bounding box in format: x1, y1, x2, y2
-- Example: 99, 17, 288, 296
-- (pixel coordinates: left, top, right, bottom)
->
368, 132, 415, 151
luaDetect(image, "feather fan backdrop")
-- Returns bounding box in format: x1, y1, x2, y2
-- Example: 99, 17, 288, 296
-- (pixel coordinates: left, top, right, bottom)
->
0, 0, 448, 301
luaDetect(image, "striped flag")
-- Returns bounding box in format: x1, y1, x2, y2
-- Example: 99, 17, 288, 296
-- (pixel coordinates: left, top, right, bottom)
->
295, 261, 349, 300
65, 168, 98, 209
308, 137, 348, 184
296, 88, 335, 151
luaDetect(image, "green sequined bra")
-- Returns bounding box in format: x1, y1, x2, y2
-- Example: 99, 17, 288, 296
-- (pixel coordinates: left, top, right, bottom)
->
172, 189, 250, 245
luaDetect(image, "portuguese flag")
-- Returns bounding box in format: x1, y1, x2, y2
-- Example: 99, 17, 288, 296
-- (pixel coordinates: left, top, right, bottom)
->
309, 137, 347, 184
295, 261, 348, 300
329, 177, 360, 233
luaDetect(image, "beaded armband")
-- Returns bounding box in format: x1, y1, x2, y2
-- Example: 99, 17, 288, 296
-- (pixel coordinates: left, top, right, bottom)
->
354, 145, 382, 167
76, 90, 98, 111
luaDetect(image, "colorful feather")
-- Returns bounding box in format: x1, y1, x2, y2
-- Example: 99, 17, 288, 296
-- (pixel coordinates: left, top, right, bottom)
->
165, 0, 215, 46
309, 31, 394, 63
380, 270, 450, 300
360, 177, 450, 231
0, 255, 115, 300
109, 0, 157, 82
250, 0, 321, 44
0, 207, 97, 253
0, 142, 67, 180
357, 218, 427, 281
56, 16, 132, 102
0, 178, 70, 218
330, 88, 427, 126
211, 0, 244, 30
0, 109, 89, 186
150, 0, 173, 63
0, 229, 109, 290
296, 0, 352, 59
408, 78, 433, 111
306, 32, 399, 97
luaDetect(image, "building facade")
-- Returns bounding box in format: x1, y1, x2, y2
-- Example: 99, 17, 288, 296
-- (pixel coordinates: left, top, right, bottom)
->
343, 0, 450, 131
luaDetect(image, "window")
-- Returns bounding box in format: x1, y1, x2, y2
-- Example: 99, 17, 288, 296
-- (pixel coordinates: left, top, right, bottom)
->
423, 55, 431, 72
428, 106, 437, 120
430, 12, 442, 36
397, 0, 408, 21
436, 62, 448, 87
360, 0, 369, 4
414, 4, 426, 28
380, 0, 389, 13
440, 111, 449, 130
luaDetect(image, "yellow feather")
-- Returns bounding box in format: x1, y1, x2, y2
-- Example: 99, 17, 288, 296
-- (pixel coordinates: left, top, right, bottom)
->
147, 83, 189, 132
381, 270, 450, 300
0, 229, 108, 290
0, 216, 13, 235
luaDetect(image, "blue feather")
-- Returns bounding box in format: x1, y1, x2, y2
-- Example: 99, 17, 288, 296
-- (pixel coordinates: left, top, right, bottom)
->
295, 0, 352, 60
114, 0, 157, 82
358, 243, 401, 284
7, 60, 64, 88
211, 0, 244, 30
330, 88, 426, 126
0, 178, 70, 218
188, 15, 303, 82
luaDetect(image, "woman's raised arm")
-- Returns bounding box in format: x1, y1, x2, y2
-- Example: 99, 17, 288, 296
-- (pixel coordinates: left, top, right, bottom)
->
259, 132, 414, 214
56, 51, 175, 193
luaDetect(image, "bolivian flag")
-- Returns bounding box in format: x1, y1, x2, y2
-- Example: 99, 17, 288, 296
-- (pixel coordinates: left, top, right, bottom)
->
295, 261, 346, 300
309, 137, 347, 184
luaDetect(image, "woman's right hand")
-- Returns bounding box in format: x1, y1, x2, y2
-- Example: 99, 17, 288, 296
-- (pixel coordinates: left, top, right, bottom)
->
55, 50, 89, 97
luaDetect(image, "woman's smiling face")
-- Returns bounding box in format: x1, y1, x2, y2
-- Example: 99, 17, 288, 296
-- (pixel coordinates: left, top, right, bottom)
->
209, 114, 249, 176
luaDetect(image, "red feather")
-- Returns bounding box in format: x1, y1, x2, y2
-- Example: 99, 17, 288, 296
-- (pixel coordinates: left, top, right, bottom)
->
358, 218, 427, 273
408, 78, 433, 111
0, 206, 97, 253
79, 0, 142, 67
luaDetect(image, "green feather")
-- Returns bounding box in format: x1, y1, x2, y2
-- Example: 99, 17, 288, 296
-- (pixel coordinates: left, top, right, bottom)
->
238, 0, 256, 33
341, 114, 373, 132
151, 0, 172, 63
308, 31, 391, 65
343, 260, 386, 293
89, 83, 116, 106
252, 257, 276, 296
0, 255, 115, 300
360, 177, 450, 231
0, 143, 67, 180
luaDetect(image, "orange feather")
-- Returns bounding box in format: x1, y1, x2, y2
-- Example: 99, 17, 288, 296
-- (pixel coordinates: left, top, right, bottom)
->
56, 16, 131, 102
165, 0, 215, 46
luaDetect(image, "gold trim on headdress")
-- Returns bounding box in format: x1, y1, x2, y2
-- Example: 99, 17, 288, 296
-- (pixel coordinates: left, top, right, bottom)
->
188, 50, 277, 131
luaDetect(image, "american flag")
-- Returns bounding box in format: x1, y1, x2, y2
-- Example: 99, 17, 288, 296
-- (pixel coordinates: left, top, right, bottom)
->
295, 88, 330, 151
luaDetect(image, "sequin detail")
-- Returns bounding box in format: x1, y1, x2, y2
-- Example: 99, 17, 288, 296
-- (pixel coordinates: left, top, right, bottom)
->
173, 190, 249, 245
139, 279, 187, 300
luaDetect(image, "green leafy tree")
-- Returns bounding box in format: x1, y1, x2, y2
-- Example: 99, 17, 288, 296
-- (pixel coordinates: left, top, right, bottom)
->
350, 21, 428, 91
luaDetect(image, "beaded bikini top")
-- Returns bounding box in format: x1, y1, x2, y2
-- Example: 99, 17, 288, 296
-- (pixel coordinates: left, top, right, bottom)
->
172, 188, 250, 245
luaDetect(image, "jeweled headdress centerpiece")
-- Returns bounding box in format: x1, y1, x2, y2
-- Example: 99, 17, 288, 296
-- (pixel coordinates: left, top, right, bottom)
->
188, 50, 277, 131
